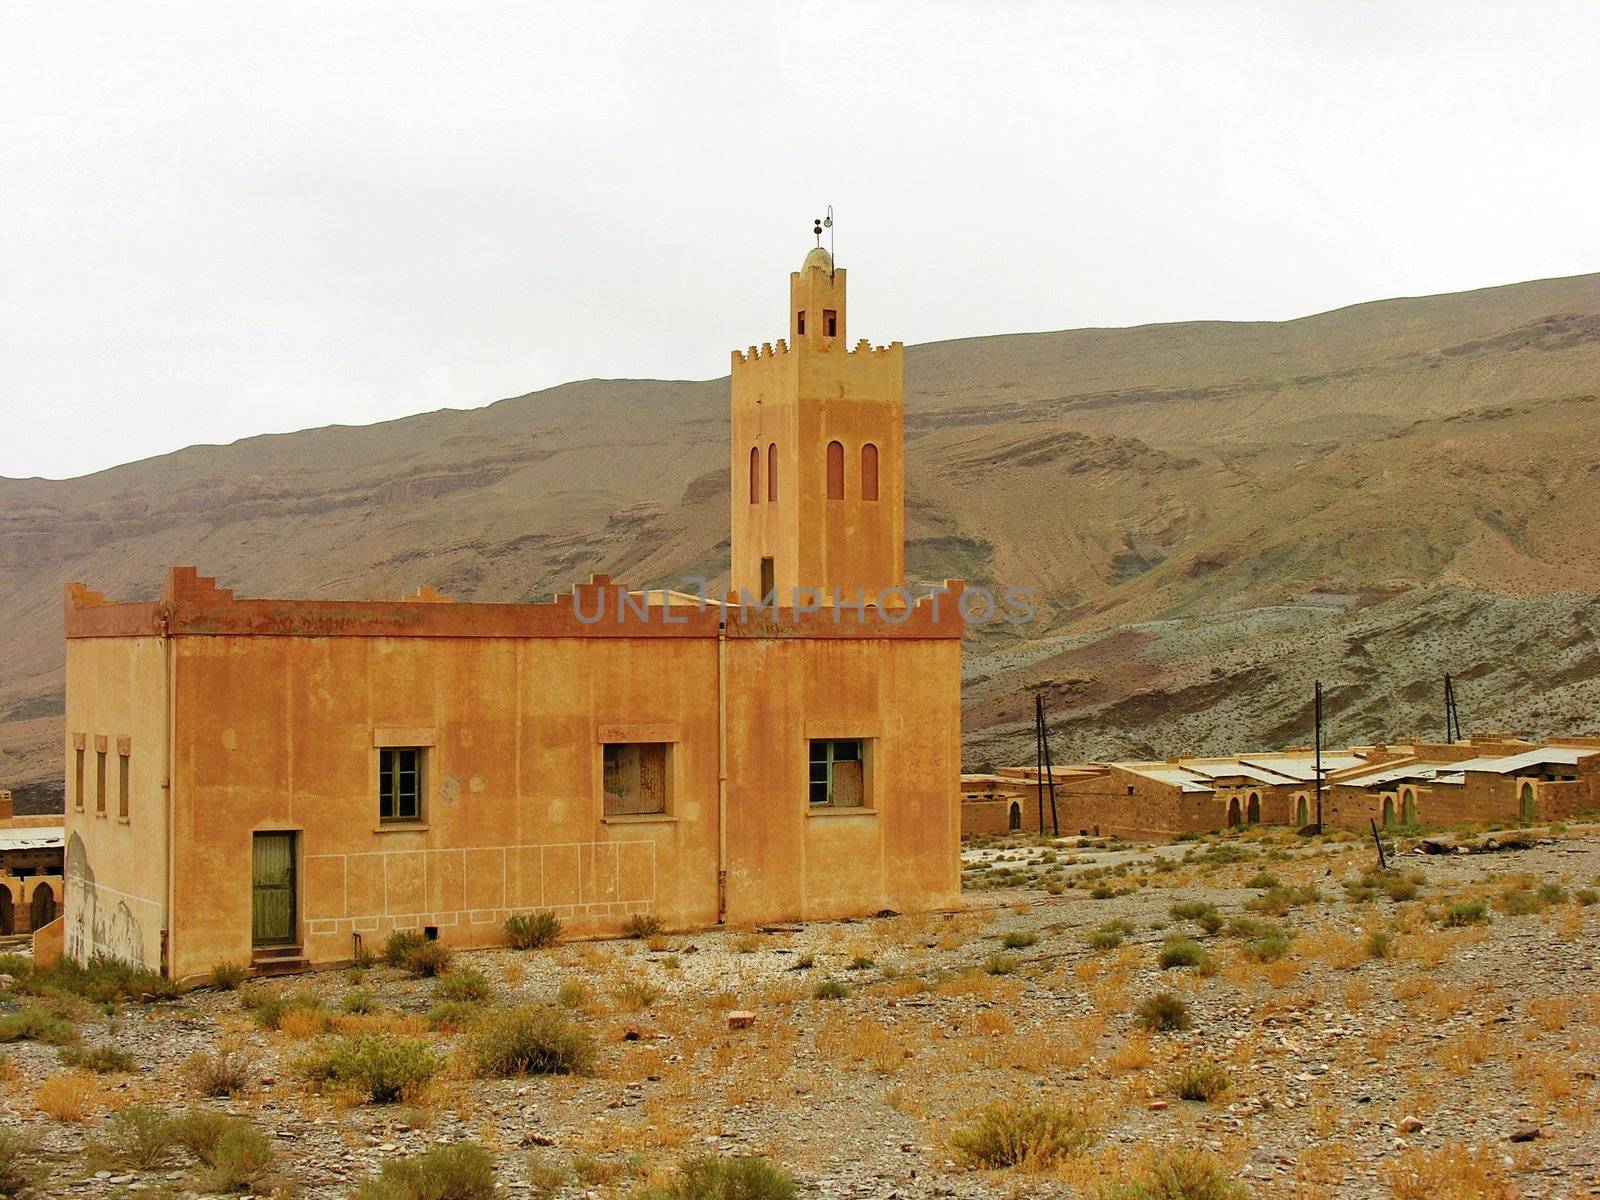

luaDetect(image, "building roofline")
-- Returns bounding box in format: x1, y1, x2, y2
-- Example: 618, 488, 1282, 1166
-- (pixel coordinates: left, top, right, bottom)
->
66, 568, 968, 643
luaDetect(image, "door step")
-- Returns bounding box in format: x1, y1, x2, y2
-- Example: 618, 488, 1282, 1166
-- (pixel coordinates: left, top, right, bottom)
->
251, 945, 310, 976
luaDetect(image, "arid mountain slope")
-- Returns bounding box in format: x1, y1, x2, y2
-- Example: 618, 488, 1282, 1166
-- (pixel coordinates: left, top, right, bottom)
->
4, 273, 1600, 805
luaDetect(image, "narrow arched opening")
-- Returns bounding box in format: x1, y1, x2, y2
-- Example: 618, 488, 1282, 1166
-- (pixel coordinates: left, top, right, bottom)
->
826, 440, 844, 500
30, 882, 55, 930
862, 443, 879, 501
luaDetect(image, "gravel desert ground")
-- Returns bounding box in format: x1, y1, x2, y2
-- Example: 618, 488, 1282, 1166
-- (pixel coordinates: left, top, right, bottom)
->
0, 822, 1595, 1200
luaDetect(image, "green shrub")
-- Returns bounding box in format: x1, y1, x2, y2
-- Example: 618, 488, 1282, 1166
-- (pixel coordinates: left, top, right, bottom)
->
1443, 898, 1489, 926
1100, 1150, 1249, 1200
87, 1105, 178, 1171
812, 980, 847, 1001
848, 954, 875, 970
1376, 873, 1421, 902
505, 910, 563, 950
555, 978, 593, 1009
342, 987, 380, 1015
1134, 992, 1191, 1033
628, 1154, 797, 1200
0, 1129, 33, 1197
0, 1006, 78, 1045
384, 929, 426, 967
1247, 884, 1320, 917
1224, 917, 1270, 939
623, 913, 664, 939
613, 979, 662, 1011
1576, 888, 1599, 906
1246, 872, 1282, 890
983, 951, 1020, 976
1194, 910, 1224, 936
1365, 929, 1396, 960
171, 1112, 275, 1193
58, 1042, 135, 1073
353, 1143, 497, 1200
1088, 927, 1125, 951
949, 1099, 1097, 1170
1168, 1060, 1230, 1102
427, 1001, 482, 1032
1245, 933, 1292, 962
466, 1006, 595, 1077
406, 940, 454, 979
1498, 888, 1542, 916
210, 961, 248, 991
1157, 938, 1210, 971
1536, 882, 1567, 905
1000, 930, 1038, 950
25, 955, 181, 1005
1342, 879, 1376, 904
298, 1036, 442, 1103
526, 1153, 569, 1198
245, 988, 324, 1031
435, 967, 492, 1003
1168, 901, 1216, 922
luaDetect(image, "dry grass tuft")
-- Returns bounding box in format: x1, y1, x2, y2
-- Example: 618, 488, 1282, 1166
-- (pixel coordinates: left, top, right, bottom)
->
37, 1070, 98, 1121
1381, 1142, 1521, 1200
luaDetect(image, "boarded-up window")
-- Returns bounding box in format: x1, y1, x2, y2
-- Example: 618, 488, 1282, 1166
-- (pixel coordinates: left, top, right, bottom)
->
823, 309, 837, 337
826, 440, 844, 499
118, 752, 130, 819
809, 739, 865, 807
767, 443, 778, 502
74, 748, 84, 810
603, 743, 669, 816
861, 443, 879, 501
379, 747, 423, 822
749, 446, 760, 504
96, 750, 106, 814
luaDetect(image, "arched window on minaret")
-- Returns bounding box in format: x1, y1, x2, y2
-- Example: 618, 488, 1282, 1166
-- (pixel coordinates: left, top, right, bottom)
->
749, 446, 760, 504
826, 441, 844, 500
861, 443, 879, 501
767, 443, 778, 502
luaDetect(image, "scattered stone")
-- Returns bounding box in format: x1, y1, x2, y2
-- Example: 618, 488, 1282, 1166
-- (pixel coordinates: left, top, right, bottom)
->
727, 1010, 757, 1030
1397, 1116, 1424, 1133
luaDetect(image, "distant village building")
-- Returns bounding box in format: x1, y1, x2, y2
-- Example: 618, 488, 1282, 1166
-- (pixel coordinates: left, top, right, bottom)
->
61, 246, 965, 982
970, 736, 1599, 841
0, 789, 64, 937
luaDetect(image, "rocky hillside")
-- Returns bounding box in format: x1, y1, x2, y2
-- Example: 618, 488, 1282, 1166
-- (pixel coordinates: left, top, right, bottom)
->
5, 272, 1600, 804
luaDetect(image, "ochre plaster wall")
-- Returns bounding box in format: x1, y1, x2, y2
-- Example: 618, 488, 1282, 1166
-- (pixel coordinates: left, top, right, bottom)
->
62, 636, 170, 970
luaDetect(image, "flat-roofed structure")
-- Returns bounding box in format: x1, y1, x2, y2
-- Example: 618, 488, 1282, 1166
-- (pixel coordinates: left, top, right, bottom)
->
986, 734, 1599, 842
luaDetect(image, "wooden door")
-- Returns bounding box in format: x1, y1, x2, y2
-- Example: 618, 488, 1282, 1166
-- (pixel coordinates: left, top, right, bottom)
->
29, 883, 55, 930
252, 832, 297, 946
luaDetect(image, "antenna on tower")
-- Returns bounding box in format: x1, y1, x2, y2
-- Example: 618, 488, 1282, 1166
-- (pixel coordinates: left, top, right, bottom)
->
813, 208, 835, 276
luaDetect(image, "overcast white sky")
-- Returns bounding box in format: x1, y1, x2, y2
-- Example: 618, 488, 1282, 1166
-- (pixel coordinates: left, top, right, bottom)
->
3, 1, 1598, 479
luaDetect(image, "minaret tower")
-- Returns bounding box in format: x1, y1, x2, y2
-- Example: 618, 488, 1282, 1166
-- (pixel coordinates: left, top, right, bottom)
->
730, 233, 905, 605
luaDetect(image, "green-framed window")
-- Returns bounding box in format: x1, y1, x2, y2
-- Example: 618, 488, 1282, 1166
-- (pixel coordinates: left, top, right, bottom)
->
379, 747, 423, 822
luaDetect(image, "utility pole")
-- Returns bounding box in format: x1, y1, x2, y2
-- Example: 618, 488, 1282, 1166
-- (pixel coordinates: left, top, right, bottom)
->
1444, 674, 1461, 743
1033, 693, 1059, 836
1314, 680, 1324, 831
